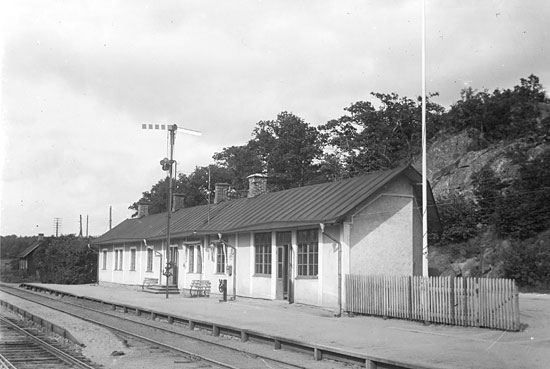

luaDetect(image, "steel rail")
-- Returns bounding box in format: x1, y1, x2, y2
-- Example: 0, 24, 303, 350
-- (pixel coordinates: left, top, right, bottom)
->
15, 283, 434, 369
0, 315, 95, 369
0, 285, 309, 369
0, 353, 17, 369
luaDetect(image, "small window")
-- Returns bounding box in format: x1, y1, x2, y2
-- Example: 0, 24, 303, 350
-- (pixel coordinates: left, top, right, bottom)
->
197, 246, 202, 274
216, 244, 225, 274
254, 232, 272, 275
119, 249, 123, 270
188, 246, 195, 273
297, 229, 318, 277
102, 250, 107, 270
114, 249, 124, 271
130, 248, 136, 271
146, 248, 153, 272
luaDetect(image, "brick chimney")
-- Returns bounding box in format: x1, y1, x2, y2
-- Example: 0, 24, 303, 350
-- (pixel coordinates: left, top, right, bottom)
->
214, 183, 230, 204
137, 203, 150, 218
247, 174, 268, 198
172, 194, 185, 211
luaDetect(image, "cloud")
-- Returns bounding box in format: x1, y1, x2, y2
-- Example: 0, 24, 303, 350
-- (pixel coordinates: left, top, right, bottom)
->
2, 0, 550, 235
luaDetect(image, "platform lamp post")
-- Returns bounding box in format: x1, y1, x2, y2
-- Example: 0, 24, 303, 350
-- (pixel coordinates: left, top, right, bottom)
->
142, 123, 202, 298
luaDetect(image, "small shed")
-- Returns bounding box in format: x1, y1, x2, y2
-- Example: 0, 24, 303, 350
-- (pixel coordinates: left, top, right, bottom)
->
18, 234, 44, 277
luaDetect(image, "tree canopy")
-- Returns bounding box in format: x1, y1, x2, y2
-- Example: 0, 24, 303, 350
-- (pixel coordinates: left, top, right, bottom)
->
445, 74, 549, 141
33, 235, 97, 284
130, 74, 549, 225
318, 92, 445, 175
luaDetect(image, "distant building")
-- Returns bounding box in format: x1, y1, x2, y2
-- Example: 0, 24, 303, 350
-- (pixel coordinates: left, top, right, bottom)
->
18, 233, 45, 277
93, 165, 441, 309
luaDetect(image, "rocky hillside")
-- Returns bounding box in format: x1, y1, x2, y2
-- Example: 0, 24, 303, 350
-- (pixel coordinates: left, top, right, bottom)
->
426, 129, 550, 199
417, 129, 550, 289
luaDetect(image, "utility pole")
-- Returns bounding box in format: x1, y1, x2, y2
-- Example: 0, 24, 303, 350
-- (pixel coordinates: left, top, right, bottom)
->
86, 215, 89, 238
53, 218, 62, 237
79, 215, 83, 237
142, 123, 202, 298
421, 0, 429, 277
109, 206, 112, 230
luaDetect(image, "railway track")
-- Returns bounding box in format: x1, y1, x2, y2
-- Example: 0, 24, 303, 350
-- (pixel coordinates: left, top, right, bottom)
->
0, 314, 97, 369
0, 285, 351, 369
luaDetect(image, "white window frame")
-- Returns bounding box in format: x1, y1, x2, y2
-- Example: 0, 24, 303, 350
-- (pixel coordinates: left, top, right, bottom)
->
102, 249, 107, 270
188, 245, 195, 273
130, 248, 136, 271
297, 229, 318, 277
146, 247, 153, 272
114, 248, 123, 271
254, 232, 272, 276
216, 244, 225, 274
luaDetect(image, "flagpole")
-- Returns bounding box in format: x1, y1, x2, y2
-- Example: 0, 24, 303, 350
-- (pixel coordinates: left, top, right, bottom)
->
421, 0, 429, 277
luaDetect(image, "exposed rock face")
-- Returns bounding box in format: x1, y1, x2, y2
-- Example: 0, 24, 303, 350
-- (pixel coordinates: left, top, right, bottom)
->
415, 129, 550, 199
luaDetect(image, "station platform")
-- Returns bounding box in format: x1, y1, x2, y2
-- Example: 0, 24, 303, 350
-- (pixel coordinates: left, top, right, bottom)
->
2, 283, 549, 369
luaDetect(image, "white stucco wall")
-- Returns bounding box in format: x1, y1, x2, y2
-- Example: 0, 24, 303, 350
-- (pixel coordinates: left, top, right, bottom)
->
412, 197, 422, 276
98, 173, 424, 308
320, 225, 340, 308
98, 240, 163, 286
236, 233, 253, 297
349, 178, 416, 276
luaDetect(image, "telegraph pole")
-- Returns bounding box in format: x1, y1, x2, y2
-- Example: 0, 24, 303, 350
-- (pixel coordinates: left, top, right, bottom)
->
79, 215, 83, 237
53, 218, 62, 237
421, 0, 429, 277
142, 123, 202, 298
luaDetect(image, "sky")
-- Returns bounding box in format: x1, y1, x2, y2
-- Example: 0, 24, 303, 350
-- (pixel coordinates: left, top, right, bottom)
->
1, 0, 549, 237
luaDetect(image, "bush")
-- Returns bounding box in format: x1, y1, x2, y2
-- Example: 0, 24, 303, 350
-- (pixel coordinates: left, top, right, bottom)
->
33, 235, 97, 284
435, 193, 479, 245
501, 235, 550, 288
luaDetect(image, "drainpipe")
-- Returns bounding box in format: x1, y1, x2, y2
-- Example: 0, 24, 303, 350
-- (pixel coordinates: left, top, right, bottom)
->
320, 223, 342, 317
217, 233, 237, 301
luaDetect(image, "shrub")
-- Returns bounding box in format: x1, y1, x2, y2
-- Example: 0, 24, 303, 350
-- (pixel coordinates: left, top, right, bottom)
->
33, 235, 97, 284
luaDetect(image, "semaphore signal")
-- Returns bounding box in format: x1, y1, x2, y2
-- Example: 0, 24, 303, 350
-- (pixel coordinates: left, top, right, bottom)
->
142, 123, 202, 298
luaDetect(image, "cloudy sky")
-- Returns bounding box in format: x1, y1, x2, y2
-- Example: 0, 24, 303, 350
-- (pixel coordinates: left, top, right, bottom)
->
1, 0, 549, 237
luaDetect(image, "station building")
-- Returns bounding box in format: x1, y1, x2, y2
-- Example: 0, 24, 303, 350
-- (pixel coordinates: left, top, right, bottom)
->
93, 165, 441, 310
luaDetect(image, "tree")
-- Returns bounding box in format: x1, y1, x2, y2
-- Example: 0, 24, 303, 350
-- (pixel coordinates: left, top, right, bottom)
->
129, 165, 233, 217
497, 149, 550, 239
128, 177, 172, 217
436, 193, 478, 244
213, 143, 263, 190
471, 149, 550, 239
0, 235, 39, 258
471, 166, 504, 229
177, 165, 233, 206
319, 92, 445, 176
33, 235, 97, 284
250, 112, 323, 190
446, 75, 549, 141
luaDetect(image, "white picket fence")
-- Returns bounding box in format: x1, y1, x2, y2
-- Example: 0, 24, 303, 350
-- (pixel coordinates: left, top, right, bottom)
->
345, 275, 520, 331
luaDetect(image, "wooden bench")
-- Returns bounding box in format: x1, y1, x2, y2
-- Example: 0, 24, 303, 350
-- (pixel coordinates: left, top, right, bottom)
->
190, 280, 211, 297
142, 277, 159, 289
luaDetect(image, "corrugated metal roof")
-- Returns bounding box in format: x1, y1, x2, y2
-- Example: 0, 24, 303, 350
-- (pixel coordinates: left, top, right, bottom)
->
93, 165, 441, 244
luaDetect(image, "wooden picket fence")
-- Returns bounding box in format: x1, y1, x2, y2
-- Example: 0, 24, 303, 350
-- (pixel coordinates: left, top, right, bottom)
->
345, 275, 520, 331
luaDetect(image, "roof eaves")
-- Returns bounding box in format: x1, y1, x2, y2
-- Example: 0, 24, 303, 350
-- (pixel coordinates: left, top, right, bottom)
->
19, 241, 42, 258
332, 165, 410, 220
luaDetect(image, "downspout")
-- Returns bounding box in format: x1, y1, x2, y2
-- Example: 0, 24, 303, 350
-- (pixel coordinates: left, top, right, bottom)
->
320, 223, 342, 317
